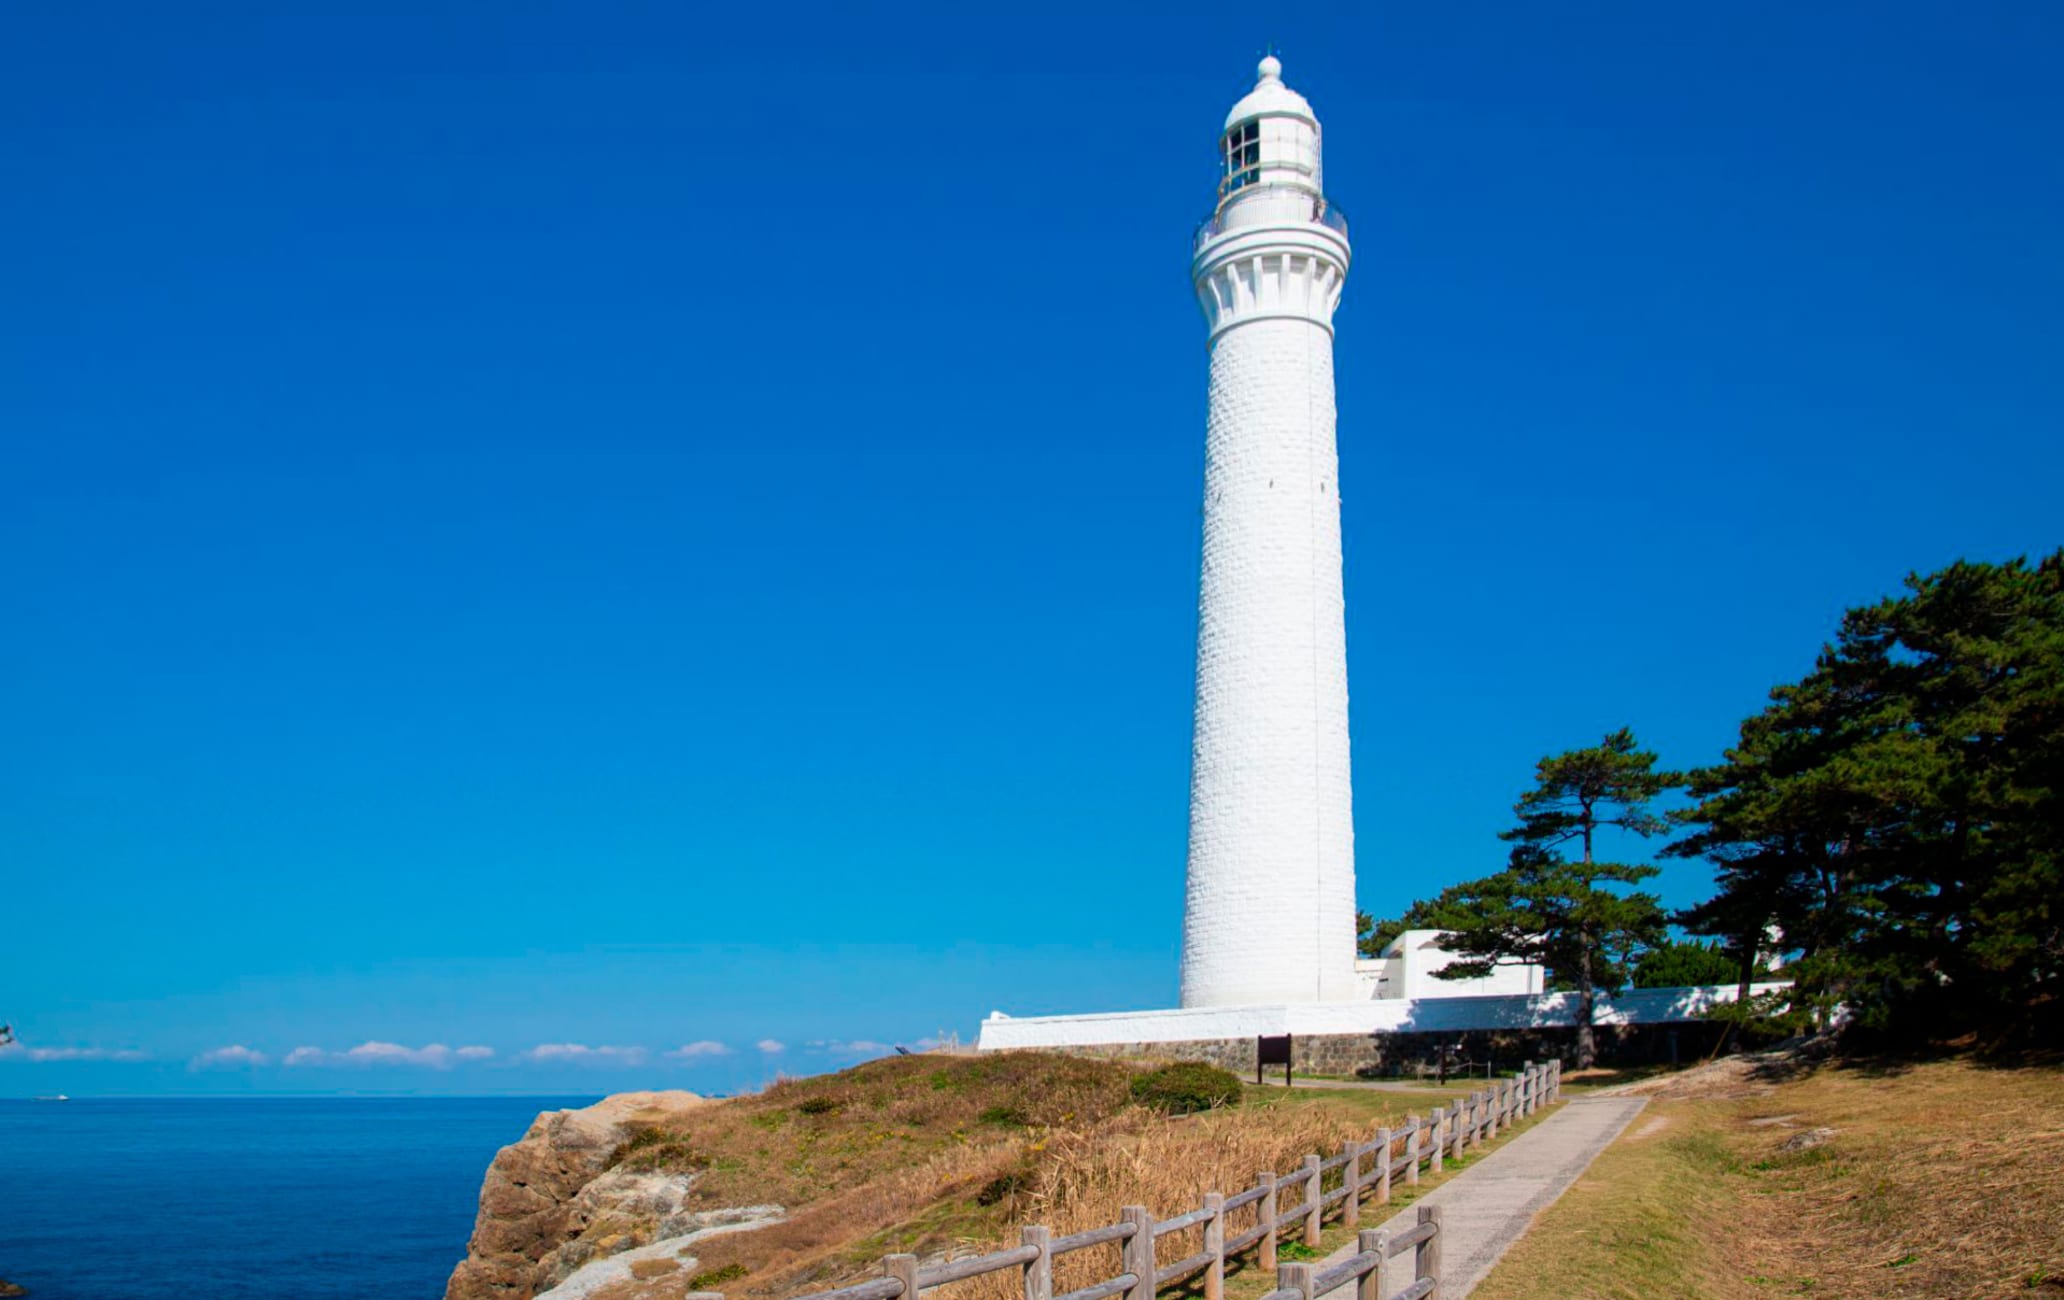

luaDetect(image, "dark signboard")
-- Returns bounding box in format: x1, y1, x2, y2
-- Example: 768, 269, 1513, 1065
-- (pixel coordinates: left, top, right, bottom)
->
1256, 1034, 1292, 1085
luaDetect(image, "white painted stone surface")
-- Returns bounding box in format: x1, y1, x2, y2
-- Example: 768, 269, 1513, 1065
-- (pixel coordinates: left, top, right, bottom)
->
1356, 930, 1548, 1001
1181, 58, 1359, 1010
975, 984, 1792, 1051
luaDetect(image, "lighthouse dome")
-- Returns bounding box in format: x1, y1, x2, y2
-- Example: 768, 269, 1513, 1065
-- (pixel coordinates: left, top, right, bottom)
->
1223, 56, 1314, 130
1213, 56, 1325, 214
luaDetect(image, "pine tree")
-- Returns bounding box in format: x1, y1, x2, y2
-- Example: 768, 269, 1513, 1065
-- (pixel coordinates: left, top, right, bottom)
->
1429, 729, 1678, 1068
1674, 553, 2064, 1042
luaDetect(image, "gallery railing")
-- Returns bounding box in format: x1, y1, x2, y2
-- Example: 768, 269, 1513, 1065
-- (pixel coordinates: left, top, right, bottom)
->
1193, 189, 1351, 255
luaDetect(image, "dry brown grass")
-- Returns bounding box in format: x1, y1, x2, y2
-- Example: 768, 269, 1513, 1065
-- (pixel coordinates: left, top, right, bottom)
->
1730, 1057, 2064, 1297
628, 1054, 1487, 1300
1471, 1054, 2064, 1300
649, 1054, 1132, 1293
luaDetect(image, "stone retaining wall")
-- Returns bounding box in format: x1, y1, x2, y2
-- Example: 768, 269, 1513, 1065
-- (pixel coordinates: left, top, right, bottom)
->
1040, 1020, 1730, 1077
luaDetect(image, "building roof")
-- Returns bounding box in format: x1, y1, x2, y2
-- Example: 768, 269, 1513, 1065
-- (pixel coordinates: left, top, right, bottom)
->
1224, 55, 1316, 132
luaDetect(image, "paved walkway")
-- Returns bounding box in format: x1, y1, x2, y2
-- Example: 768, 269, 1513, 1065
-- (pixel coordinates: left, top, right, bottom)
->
1313, 1095, 1648, 1299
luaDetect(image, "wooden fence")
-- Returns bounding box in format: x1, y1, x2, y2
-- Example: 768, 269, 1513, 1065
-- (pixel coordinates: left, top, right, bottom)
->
710, 1060, 1561, 1300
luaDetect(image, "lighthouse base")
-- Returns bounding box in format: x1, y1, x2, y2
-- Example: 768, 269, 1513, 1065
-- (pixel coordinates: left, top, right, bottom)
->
974, 985, 1787, 1075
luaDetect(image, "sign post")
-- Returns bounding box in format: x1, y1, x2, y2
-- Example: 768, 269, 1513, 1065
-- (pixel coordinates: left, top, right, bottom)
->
1257, 1034, 1293, 1087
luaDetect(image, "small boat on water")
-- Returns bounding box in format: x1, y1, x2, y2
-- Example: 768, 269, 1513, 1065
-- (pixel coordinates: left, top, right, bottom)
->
33, 1094, 70, 1102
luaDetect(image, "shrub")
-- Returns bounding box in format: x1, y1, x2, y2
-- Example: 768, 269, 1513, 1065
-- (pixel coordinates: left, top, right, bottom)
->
608, 1126, 703, 1172
974, 1168, 1029, 1206
977, 1104, 1028, 1127
797, 1096, 840, 1116
1128, 1062, 1242, 1115
690, 1262, 748, 1289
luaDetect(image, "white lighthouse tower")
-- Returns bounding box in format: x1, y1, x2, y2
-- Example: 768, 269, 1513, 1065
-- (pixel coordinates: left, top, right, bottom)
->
978, 60, 1589, 1054
1179, 57, 1358, 1009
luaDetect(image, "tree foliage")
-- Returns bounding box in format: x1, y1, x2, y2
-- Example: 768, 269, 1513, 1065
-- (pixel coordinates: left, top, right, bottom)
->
1423, 729, 1678, 1067
1357, 898, 1472, 959
1631, 939, 1740, 989
1671, 552, 2063, 1043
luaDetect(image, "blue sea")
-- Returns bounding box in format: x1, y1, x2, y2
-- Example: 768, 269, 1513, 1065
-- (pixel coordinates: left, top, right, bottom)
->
0, 1096, 599, 1300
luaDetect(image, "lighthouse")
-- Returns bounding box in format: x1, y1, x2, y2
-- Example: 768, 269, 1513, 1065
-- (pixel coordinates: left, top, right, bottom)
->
1179, 57, 1358, 1008
978, 59, 1575, 1055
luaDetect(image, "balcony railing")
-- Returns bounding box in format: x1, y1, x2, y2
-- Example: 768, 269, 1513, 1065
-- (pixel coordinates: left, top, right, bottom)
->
1194, 187, 1349, 255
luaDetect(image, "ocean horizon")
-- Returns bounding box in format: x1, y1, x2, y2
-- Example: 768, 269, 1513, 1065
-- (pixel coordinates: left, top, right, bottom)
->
0, 1095, 602, 1300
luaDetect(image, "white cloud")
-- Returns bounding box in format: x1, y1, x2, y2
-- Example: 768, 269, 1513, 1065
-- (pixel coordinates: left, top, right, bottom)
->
282, 1041, 494, 1069
191, 1045, 269, 1069
666, 1041, 732, 1060
756, 1039, 786, 1054
522, 1043, 649, 1066
0, 1042, 149, 1063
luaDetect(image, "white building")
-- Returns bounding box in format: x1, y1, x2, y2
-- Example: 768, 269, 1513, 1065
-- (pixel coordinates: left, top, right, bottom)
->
1356, 930, 1546, 1001
1180, 56, 1359, 1009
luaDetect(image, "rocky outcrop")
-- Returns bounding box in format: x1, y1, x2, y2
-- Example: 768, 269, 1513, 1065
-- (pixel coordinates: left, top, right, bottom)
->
535, 1207, 784, 1300
446, 1091, 722, 1300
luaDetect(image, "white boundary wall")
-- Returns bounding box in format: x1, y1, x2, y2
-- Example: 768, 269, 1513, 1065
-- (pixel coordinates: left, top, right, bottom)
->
976, 983, 1791, 1051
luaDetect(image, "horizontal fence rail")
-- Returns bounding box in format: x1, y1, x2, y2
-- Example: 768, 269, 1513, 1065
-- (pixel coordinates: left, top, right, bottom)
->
707, 1060, 1560, 1300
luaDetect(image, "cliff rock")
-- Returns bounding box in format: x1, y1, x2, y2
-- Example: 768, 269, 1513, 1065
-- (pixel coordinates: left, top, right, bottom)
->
446, 1091, 719, 1300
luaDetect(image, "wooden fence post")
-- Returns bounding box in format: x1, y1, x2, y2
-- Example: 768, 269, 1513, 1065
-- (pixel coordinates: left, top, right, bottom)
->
1202, 1191, 1224, 1300
1416, 1205, 1443, 1300
1341, 1139, 1361, 1229
1121, 1207, 1153, 1300
1521, 1063, 1533, 1117
1428, 1107, 1445, 1174
1021, 1225, 1051, 1300
1373, 1126, 1393, 1204
1278, 1262, 1314, 1300
1258, 1170, 1278, 1271
1405, 1119, 1421, 1186
1360, 1228, 1388, 1300
1301, 1154, 1322, 1247
886, 1254, 920, 1300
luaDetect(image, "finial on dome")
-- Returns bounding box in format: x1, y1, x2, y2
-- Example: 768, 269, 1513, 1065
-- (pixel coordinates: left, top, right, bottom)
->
1257, 55, 1283, 83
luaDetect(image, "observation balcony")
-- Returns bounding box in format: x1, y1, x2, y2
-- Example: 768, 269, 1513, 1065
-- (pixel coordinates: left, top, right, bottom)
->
1194, 187, 1349, 256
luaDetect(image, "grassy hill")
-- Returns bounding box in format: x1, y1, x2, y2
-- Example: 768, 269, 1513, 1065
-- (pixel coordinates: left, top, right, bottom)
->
1470, 1052, 2064, 1299
609, 1052, 1488, 1299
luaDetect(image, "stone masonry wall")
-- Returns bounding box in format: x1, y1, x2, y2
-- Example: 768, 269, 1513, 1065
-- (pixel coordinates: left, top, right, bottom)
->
1041, 1022, 1731, 1078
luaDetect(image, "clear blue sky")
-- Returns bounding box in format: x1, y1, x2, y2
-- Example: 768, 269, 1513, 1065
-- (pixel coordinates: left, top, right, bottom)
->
4, 1, 2059, 1096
